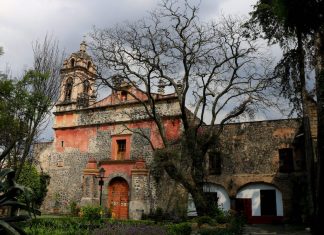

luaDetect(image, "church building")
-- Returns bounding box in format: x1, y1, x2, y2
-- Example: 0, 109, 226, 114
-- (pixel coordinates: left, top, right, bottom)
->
36, 42, 313, 223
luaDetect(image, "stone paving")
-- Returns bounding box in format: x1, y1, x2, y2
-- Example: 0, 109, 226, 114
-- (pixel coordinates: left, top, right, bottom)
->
243, 224, 312, 235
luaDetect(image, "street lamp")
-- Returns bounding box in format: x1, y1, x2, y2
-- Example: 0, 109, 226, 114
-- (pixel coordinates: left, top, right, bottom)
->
97, 167, 106, 206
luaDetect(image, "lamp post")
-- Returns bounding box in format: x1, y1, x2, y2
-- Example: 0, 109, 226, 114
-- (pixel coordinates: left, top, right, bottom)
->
97, 167, 106, 206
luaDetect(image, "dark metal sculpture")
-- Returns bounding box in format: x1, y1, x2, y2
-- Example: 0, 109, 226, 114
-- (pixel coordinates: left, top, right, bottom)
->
0, 169, 39, 234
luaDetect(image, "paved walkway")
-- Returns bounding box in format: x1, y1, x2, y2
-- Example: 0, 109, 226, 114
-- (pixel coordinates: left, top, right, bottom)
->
243, 224, 311, 235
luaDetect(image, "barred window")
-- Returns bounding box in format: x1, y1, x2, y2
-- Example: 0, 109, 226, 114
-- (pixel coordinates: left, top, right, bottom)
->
279, 148, 294, 173
117, 139, 126, 160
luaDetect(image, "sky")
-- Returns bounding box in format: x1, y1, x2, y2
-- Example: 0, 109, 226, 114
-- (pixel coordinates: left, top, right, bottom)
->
0, 0, 258, 77
1, 0, 287, 140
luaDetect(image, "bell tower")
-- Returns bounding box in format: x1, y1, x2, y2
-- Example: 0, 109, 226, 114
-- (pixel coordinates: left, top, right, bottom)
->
56, 41, 97, 112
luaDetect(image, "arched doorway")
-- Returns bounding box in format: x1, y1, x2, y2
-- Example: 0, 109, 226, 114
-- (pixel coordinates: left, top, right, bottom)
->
108, 177, 129, 219
187, 183, 230, 217
236, 183, 283, 224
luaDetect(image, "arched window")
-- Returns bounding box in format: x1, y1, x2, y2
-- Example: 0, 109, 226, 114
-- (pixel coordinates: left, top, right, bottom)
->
65, 78, 73, 101
83, 80, 90, 94
87, 61, 91, 70
121, 91, 127, 101
70, 58, 75, 67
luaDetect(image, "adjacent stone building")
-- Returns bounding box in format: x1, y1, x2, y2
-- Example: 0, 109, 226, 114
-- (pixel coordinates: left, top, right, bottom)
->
189, 119, 309, 224
36, 42, 310, 223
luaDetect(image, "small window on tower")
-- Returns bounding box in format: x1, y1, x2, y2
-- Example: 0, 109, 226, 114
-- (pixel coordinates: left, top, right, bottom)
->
65, 78, 73, 101
279, 148, 294, 173
70, 58, 75, 67
117, 139, 126, 160
83, 80, 90, 94
121, 91, 127, 101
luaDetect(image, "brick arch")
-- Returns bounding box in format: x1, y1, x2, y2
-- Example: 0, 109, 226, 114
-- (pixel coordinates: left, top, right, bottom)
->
105, 172, 131, 187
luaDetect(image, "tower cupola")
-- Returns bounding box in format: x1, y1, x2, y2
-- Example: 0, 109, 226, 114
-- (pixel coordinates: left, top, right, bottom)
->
56, 41, 97, 112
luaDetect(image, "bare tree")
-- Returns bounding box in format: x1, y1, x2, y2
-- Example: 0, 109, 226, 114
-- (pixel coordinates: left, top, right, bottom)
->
32, 34, 64, 103
0, 35, 65, 178
90, 0, 276, 215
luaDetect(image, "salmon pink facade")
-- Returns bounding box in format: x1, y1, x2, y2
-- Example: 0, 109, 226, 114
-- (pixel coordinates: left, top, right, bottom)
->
37, 42, 183, 219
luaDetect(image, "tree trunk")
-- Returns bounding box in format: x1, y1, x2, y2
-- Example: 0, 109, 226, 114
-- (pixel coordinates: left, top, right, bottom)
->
314, 26, 324, 235
189, 186, 210, 216
296, 30, 317, 227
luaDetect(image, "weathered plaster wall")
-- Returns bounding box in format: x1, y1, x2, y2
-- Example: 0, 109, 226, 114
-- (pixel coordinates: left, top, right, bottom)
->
39, 98, 182, 215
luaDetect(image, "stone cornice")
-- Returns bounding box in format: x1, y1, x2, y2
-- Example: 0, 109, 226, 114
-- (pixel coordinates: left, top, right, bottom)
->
53, 95, 178, 115
99, 159, 136, 165
52, 114, 181, 130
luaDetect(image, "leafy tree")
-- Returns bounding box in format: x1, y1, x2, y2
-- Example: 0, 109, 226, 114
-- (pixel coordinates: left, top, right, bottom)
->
90, 0, 276, 216
0, 36, 64, 179
249, 0, 321, 114
0, 75, 30, 166
0, 72, 50, 172
16, 163, 50, 208
249, 0, 324, 232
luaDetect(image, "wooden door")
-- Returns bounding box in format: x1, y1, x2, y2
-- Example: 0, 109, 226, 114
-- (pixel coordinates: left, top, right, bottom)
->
108, 178, 129, 219
236, 198, 252, 223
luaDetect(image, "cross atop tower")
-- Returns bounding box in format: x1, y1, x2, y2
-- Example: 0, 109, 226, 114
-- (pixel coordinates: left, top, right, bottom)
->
80, 40, 87, 53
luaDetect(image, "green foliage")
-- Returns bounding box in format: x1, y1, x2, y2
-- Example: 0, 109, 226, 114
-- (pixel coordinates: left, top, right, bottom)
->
142, 207, 186, 223
20, 215, 243, 235
80, 205, 104, 221
53, 192, 60, 208
0, 69, 54, 179
197, 215, 244, 235
22, 217, 91, 235
194, 216, 215, 227
16, 163, 50, 208
69, 201, 80, 216
250, 0, 323, 43
248, 0, 324, 116
167, 222, 192, 235
21, 217, 165, 235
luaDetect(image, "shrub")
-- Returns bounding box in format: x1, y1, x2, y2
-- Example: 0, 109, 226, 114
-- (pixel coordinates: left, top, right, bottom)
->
142, 207, 165, 222
80, 205, 104, 221
92, 222, 168, 235
167, 222, 192, 235
69, 200, 80, 216
215, 210, 231, 224
22, 217, 93, 235
197, 215, 245, 235
142, 207, 187, 223
194, 216, 215, 227
17, 163, 50, 207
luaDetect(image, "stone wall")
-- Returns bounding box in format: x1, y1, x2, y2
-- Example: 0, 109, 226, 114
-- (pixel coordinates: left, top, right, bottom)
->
206, 119, 308, 220
38, 125, 154, 214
